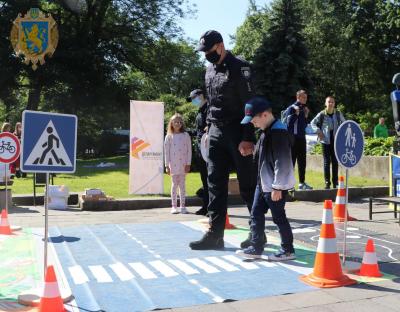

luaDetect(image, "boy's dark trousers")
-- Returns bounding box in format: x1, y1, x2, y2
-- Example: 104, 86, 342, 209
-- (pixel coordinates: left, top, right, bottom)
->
291, 137, 306, 184
322, 143, 338, 188
250, 185, 294, 253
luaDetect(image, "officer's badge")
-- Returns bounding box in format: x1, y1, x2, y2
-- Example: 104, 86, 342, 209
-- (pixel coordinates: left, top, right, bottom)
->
10, 8, 58, 70
241, 67, 251, 79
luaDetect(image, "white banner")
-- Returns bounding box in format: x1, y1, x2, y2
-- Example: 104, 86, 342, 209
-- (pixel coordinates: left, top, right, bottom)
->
129, 101, 164, 194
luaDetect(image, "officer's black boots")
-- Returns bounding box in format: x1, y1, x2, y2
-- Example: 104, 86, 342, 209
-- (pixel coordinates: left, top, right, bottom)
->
195, 207, 208, 216
189, 231, 224, 250
240, 232, 267, 249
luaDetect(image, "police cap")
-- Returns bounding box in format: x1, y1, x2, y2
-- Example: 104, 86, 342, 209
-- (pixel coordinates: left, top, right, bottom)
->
196, 30, 223, 52
186, 89, 204, 102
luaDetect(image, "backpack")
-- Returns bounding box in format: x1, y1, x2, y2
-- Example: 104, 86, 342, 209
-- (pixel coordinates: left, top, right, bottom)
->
280, 106, 292, 125
316, 110, 342, 129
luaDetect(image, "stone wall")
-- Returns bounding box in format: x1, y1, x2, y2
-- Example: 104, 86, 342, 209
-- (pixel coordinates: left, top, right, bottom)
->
307, 155, 389, 181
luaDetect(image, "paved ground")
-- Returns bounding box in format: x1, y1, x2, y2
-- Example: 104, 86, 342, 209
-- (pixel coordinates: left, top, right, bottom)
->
6, 199, 400, 312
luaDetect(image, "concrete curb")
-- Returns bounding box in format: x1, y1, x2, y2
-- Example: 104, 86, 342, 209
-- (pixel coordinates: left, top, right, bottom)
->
11, 186, 388, 211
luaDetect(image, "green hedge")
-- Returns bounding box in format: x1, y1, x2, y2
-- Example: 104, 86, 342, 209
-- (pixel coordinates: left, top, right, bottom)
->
311, 136, 395, 156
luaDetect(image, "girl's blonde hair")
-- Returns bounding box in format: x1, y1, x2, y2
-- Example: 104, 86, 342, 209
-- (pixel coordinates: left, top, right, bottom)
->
14, 122, 22, 135
1, 122, 11, 133
167, 113, 186, 135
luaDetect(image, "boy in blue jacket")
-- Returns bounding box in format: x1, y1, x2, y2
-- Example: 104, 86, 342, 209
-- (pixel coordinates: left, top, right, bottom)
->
237, 96, 296, 261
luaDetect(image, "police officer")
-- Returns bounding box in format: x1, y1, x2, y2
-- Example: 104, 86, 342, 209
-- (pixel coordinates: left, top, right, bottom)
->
189, 30, 257, 250
187, 89, 209, 215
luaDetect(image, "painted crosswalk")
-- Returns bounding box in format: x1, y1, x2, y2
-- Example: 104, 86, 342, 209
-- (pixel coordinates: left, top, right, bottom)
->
67, 255, 277, 284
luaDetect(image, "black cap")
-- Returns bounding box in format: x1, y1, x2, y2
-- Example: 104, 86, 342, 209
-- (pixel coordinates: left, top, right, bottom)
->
186, 89, 203, 102
241, 96, 272, 124
196, 30, 223, 52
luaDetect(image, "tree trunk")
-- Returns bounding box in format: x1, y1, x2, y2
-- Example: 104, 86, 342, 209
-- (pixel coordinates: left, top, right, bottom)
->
26, 80, 42, 111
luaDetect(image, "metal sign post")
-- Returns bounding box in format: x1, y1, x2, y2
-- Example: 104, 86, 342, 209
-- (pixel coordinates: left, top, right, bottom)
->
44, 172, 49, 276
334, 120, 364, 266
4, 164, 8, 213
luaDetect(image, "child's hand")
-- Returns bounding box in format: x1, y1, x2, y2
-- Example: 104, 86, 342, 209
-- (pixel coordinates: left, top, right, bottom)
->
166, 166, 171, 175
184, 165, 191, 173
271, 190, 282, 202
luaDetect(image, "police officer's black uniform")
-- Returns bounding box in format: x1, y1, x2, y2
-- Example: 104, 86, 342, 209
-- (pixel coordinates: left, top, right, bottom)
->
190, 30, 256, 250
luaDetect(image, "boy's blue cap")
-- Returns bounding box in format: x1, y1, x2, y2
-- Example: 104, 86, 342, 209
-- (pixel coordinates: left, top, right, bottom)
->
241, 96, 272, 124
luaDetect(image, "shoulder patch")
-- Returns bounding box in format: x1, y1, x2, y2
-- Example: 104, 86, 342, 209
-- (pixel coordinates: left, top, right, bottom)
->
272, 120, 288, 130
241, 67, 251, 79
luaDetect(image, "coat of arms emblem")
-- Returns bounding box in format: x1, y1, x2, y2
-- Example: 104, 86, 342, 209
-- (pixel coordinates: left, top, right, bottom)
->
10, 8, 59, 70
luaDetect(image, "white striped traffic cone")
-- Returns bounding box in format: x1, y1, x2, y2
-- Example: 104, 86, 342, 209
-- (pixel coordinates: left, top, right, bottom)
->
357, 239, 383, 277
334, 176, 356, 222
300, 200, 357, 288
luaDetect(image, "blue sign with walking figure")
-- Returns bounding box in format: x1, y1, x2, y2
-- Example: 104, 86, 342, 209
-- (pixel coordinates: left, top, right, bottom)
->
21, 110, 77, 173
334, 120, 364, 169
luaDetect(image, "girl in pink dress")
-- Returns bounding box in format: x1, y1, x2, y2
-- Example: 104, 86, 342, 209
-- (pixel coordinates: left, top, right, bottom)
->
164, 114, 192, 214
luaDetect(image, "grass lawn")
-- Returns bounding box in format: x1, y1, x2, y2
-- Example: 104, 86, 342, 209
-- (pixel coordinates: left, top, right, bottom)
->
10, 155, 387, 198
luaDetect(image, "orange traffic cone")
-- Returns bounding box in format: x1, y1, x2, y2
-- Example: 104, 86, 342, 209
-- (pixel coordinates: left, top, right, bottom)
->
39, 265, 65, 312
225, 213, 235, 229
333, 176, 357, 222
0, 209, 12, 235
357, 239, 383, 277
300, 200, 357, 288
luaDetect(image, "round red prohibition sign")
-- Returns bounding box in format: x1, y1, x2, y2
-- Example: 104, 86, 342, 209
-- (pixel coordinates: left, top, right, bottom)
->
0, 132, 21, 163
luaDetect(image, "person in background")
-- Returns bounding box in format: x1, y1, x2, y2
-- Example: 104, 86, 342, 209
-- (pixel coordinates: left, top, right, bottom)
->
164, 113, 192, 214
13, 122, 25, 178
1, 122, 11, 133
187, 89, 209, 216
310, 96, 345, 189
373, 117, 388, 138
189, 30, 257, 250
286, 90, 313, 190
236, 96, 296, 260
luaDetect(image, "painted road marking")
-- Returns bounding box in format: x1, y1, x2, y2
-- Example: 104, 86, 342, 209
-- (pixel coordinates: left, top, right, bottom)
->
69, 265, 89, 285
205, 256, 240, 272
128, 262, 157, 279
88, 265, 113, 283
109, 262, 135, 281
149, 260, 179, 277
187, 258, 220, 274
168, 259, 200, 275
222, 255, 259, 270
189, 279, 224, 303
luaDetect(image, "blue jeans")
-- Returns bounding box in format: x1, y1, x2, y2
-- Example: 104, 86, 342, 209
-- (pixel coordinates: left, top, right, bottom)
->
250, 185, 294, 253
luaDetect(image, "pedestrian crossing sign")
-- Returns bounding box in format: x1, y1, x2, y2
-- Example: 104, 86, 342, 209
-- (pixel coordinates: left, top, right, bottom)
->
21, 110, 77, 173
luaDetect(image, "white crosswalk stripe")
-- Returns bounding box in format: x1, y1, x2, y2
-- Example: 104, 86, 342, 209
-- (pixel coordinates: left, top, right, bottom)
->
88, 265, 113, 283
168, 259, 200, 275
68, 254, 290, 285
149, 260, 179, 277
109, 262, 135, 281
222, 255, 259, 270
186, 258, 220, 273
128, 262, 157, 279
204, 256, 239, 272
68, 265, 89, 285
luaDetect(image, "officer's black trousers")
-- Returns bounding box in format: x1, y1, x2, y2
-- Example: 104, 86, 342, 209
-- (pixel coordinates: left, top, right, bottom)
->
197, 151, 209, 209
207, 124, 256, 237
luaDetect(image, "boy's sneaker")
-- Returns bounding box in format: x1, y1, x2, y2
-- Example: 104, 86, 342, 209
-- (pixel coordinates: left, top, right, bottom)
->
170, 207, 179, 214
298, 183, 313, 190
268, 249, 296, 261
236, 246, 263, 259
180, 207, 188, 214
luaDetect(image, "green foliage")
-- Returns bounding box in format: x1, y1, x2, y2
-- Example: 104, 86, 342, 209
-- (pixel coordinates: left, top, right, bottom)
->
311, 136, 395, 156
232, 1, 270, 61
253, 0, 312, 110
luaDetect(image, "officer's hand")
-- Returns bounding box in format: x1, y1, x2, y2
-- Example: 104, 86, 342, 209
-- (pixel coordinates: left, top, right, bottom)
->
184, 165, 191, 173
238, 141, 254, 157
304, 106, 310, 118
166, 166, 171, 175
271, 190, 282, 202
318, 132, 324, 140
294, 106, 300, 115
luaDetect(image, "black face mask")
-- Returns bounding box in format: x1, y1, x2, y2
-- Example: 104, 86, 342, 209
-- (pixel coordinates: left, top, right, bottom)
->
205, 50, 221, 64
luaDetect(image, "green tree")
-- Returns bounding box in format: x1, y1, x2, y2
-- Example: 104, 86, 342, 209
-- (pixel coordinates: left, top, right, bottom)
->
253, 0, 311, 109
232, 0, 270, 61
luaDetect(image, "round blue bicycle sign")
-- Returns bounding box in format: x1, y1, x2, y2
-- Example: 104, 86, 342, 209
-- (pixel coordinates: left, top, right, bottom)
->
334, 120, 364, 169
